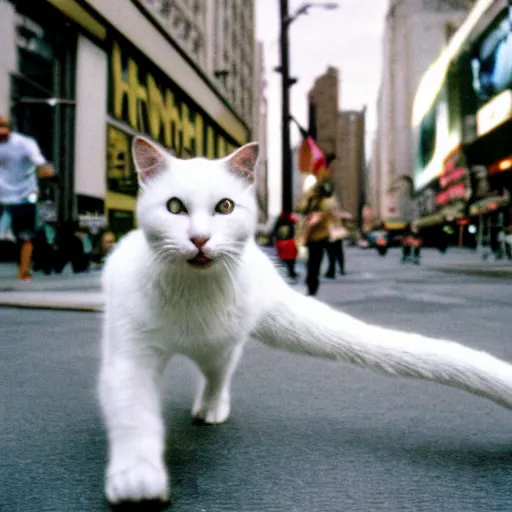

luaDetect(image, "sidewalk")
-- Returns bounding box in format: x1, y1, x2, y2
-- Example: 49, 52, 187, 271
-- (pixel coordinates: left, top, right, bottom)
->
0, 246, 510, 312
421, 247, 512, 277
0, 290, 103, 311
0, 262, 102, 291
0, 262, 103, 311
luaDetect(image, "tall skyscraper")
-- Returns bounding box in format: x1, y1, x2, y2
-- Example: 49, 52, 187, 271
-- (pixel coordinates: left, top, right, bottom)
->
338, 109, 366, 223
253, 41, 268, 224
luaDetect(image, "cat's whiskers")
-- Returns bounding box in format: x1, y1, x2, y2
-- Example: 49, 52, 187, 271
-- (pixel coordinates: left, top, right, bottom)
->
221, 260, 237, 288
151, 239, 181, 265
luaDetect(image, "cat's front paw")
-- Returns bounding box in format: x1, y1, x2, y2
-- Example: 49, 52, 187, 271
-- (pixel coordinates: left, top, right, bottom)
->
192, 393, 231, 424
106, 458, 170, 504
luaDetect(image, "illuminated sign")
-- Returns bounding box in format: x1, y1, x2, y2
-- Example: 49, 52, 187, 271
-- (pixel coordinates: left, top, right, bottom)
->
439, 167, 467, 189
435, 182, 466, 206
489, 156, 512, 175
109, 41, 242, 160
436, 150, 469, 207
476, 89, 512, 137
412, 0, 495, 128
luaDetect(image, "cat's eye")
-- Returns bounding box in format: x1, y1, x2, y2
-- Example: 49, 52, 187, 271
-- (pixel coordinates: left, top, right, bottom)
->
215, 198, 235, 215
167, 197, 187, 214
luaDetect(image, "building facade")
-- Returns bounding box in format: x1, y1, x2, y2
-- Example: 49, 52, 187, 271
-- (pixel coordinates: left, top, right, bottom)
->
412, 0, 512, 248
252, 41, 268, 225
140, 0, 254, 128
307, 67, 368, 224
370, 0, 475, 224
1, 0, 254, 237
307, 67, 343, 202
338, 108, 366, 223
307, 67, 339, 162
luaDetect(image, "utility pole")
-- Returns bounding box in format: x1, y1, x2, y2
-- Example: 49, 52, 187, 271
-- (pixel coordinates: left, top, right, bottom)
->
279, 0, 293, 215
277, 2, 339, 215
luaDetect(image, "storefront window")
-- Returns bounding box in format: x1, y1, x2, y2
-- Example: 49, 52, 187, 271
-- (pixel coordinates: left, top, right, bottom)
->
11, 4, 77, 224
419, 101, 437, 168
11, 15, 55, 160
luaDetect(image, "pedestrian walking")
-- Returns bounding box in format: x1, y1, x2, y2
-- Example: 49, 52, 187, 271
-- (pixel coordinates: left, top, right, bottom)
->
325, 205, 348, 278
273, 212, 299, 279
401, 224, 422, 264
497, 227, 506, 260
480, 233, 492, 261
0, 116, 55, 280
504, 226, 512, 260
438, 225, 449, 253
401, 233, 411, 263
53, 220, 90, 274
298, 182, 338, 296
32, 222, 57, 275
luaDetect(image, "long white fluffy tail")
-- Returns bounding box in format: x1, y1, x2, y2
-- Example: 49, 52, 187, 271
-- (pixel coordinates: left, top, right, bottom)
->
254, 287, 512, 410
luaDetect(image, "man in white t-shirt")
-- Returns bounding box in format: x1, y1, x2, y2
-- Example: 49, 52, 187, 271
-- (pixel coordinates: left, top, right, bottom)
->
0, 116, 55, 281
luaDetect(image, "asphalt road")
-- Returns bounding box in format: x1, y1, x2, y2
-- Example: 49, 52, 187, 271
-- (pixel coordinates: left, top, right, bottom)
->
2, 248, 512, 512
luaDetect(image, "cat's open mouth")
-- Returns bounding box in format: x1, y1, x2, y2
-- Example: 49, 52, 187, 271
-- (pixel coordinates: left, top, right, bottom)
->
187, 252, 214, 268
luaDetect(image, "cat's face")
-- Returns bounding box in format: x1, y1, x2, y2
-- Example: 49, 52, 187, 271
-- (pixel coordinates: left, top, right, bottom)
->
133, 137, 259, 271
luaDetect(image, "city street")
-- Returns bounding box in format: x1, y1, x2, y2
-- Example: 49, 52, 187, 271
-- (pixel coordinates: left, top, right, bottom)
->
2, 247, 512, 511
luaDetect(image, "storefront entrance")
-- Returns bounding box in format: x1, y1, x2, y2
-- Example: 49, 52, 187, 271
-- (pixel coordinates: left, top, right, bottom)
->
10, 5, 76, 224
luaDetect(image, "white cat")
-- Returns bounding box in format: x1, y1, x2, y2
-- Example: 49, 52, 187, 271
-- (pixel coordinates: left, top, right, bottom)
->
99, 136, 512, 504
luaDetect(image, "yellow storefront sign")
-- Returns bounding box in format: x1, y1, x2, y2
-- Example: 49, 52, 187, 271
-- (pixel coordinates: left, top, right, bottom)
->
110, 41, 241, 159
105, 39, 249, 226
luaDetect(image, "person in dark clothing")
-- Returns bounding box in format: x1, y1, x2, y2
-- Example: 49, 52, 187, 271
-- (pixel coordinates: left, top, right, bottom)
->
300, 181, 338, 296
325, 238, 345, 277
306, 238, 328, 295
32, 224, 56, 275
53, 220, 89, 274
324, 213, 347, 278
401, 236, 411, 263
402, 224, 422, 265
273, 213, 299, 279
438, 225, 449, 253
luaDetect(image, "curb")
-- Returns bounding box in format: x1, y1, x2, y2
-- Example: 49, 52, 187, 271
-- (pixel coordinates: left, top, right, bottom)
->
0, 301, 103, 312
0, 292, 104, 312
426, 265, 512, 278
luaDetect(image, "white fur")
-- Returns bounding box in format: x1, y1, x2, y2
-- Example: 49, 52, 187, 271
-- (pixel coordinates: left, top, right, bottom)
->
99, 143, 512, 504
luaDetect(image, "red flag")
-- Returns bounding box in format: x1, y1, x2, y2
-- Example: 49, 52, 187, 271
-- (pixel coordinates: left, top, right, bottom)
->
298, 136, 326, 175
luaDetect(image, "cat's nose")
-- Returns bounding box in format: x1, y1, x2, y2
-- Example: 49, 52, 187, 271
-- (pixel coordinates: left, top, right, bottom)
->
190, 236, 210, 249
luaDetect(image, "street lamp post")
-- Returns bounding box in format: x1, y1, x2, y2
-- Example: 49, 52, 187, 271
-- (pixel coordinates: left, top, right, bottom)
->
279, 0, 292, 215
278, 1, 339, 215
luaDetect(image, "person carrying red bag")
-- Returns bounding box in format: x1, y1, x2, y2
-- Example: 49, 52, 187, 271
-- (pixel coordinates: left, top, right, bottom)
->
273, 212, 299, 279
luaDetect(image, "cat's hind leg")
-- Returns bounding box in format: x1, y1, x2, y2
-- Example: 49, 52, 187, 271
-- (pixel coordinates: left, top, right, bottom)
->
191, 342, 245, 424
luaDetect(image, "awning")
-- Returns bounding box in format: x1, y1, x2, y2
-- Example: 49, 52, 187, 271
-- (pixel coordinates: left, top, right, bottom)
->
469, 192, 511, 216
383, 220, 407, 230
440, 203, 465, 221
415, 213, 445, 228
298, 136, 326, 175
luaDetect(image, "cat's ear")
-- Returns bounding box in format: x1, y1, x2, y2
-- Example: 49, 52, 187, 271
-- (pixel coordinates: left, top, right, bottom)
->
225, 142, 259, 184
132, 136, 168, 186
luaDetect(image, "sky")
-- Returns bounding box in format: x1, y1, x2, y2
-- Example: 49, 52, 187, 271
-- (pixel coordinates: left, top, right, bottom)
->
255, 0, 389, 216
